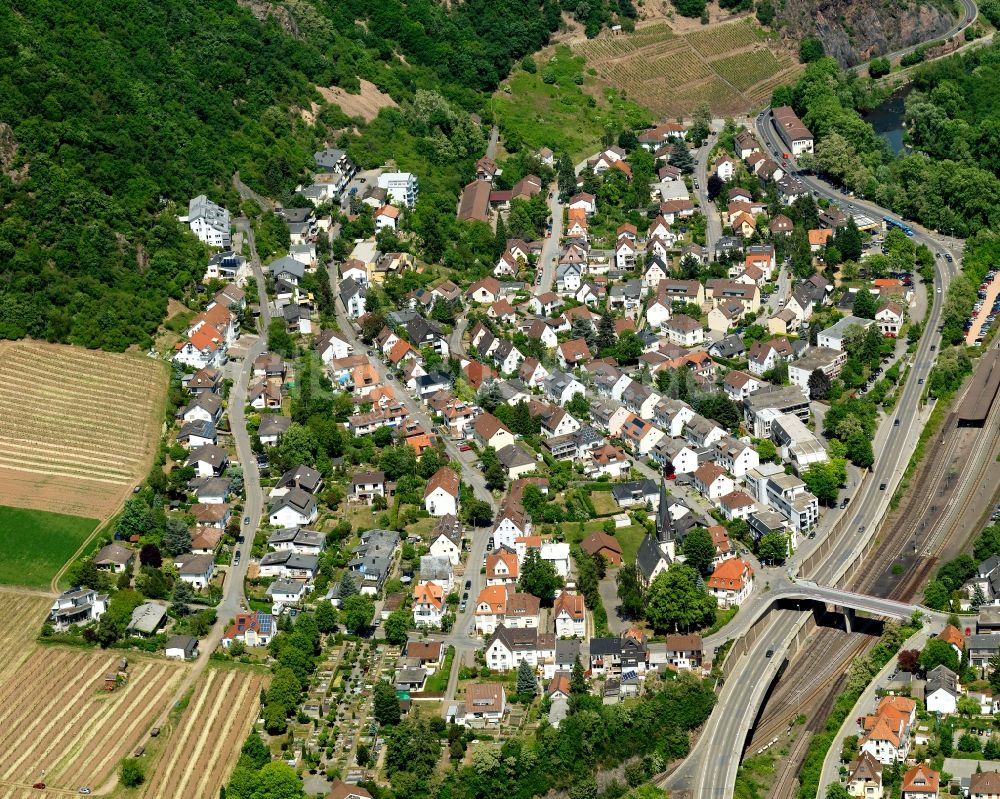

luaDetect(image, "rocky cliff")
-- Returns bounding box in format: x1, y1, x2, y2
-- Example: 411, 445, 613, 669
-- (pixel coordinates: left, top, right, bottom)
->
778, 0, 954, 65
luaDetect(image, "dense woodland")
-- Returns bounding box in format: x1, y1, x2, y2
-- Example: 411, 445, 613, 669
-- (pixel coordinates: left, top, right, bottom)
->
0, 0, 638, 350
775, 44, 1000, 237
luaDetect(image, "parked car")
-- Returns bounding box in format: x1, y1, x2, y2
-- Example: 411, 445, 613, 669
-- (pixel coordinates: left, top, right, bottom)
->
243, 515, 250, 525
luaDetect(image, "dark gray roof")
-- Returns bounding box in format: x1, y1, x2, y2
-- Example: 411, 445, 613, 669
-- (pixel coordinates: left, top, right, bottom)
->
589, 637, 621, 656
636, 533, 669, 582
339, 276, 366, 304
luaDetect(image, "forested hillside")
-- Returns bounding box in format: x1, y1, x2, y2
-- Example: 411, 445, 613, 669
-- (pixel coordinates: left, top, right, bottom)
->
774, 47, 1000, 237
0, 0, 620, 349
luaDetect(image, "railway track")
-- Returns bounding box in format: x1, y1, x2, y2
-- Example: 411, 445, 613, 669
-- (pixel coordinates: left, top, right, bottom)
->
745, 355, 1000, 798
747, 630, 870, 749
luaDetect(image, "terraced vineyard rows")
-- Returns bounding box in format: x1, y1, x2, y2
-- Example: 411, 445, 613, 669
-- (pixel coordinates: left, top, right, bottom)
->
712, 49, 794, 92
571, 16, 801, 116
0, 341, 166, 517
685, 17, 767, 57
143, 668, 267, 799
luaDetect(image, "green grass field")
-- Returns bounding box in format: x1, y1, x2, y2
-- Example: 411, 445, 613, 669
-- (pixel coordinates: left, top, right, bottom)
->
0, 506, 98, 588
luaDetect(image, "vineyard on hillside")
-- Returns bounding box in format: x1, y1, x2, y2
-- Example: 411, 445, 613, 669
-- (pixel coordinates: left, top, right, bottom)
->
0, 341, 167, 518
573, 17, 802, 116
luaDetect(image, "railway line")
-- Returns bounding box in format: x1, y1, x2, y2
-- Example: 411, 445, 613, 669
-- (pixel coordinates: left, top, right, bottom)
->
744, 349, 1000, 798
747, 629, 871, 750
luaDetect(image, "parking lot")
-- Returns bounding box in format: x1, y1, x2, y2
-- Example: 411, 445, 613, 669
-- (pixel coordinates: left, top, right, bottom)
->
966, 269, 999, 346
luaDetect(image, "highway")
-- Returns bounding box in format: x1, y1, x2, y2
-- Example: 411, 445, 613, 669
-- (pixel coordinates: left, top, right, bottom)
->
663, 109, 963, 799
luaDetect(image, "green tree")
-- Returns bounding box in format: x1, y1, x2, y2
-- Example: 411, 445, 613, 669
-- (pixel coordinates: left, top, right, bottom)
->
171, 579, 194, 612
267, 317, 295, 357
617, 562, 645, 620
315, 600, 337, 633
826, 784, 852, 799
341, 594, 374, 634
117, 496, 154, 540
516, 659, 538, 699
596, 311, 616, 353
758, 531, 788, 564
241, 732, 271, 770
919, 638, 960, 673
852, 289, 878, 320
519, 549, 562, 604
163, 517, 192, 555
923, 579, 951, 610
384, 608, 411, 645
644, 563, 716, 633
799, 36, 825, 63
571, 655, 587, 694
681, 528, 716, 575
808, 368, 831, 400
868, 57, 890, 78
845, 431, 875, 469
374, 680, 402, 726
119, 758, 145, 788
669, 140, 695, 174
802, 461, 840, 506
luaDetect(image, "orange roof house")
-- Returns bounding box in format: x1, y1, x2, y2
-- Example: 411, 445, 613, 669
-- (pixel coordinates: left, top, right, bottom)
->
808, 228, 833, 247
707, 558, 753, 593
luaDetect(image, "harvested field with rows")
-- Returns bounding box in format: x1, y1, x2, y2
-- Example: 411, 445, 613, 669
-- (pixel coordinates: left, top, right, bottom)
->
0, 645, 184, 792
0, 341, 167, 519
572, 16, 802, 116
143, 667, 267, 799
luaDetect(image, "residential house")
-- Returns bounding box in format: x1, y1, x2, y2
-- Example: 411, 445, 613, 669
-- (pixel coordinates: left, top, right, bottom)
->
223, 611, 275, 649
846, 752, 884, 799
186, 444, 228, 478
788, 346, 847, 398
473, 413, 516, 451
723, 370, 764, 401
174, 553, 216, 589
553, 591, 586, 637
348, 529, 399, 595
665, 315, 704, 348
339, 277, 367, 318
664, 633, 703, 669
486, 547, 519, 586
424, 466, 459, 517
693, 462, 735, 501
351, 471, 387, 504
484, 625, 554, 672
429, 515, 464, 566
969, 771, 1000, 799
581, 532, 623, 566
818, 315, 875, 351
707, 558, 753, 607
94, 543, 134, 574
456, 683, 507, 728
187, 195, 231, 247
876, 301, 904, 336
412, 582, 446, 628
165, 635, 199, 661
924, 664, 959, 715
258, 550, 319, 581
748, 338, 793, 376
268, 488, 318, 529
49, 587, 108, 630
900, 764, 939, 799
543, 371, 585, 406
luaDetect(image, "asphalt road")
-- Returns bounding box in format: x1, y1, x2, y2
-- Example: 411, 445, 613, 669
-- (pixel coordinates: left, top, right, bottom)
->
693, 131, 722, 257
327, 263, 497, 652
663, 109, 963, 799
537, 186, 564, 295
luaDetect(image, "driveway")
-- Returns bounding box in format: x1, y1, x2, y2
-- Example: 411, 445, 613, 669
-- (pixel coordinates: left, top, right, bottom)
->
598, 571, 630, 634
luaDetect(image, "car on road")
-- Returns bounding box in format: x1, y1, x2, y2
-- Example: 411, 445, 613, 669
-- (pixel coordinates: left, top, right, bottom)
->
765, 648, 774, 658
462, 591, 468, 601
79, 790, 91, 796
237, 534, 245, 543
465, 580, 471, 590
879, 483, 887, 491
946, 254, 953, 262
859, 525, 866, 533
233, 551, 241, 565
893, 419, 900, 426
459, 444, 471, 452
808, 531, 816, 539
243, 515, 250, 525
459, 601, 467, 612
840, 497, 850, 508
918, 378, 924, 384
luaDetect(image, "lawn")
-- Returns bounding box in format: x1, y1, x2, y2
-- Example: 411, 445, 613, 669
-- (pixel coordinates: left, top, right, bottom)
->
570, 519, 647, 563
494, 45, 650, 159
0, 505, 98, 588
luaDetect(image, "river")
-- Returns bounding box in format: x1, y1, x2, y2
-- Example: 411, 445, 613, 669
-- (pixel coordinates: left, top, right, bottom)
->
863, 87, 912, 155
